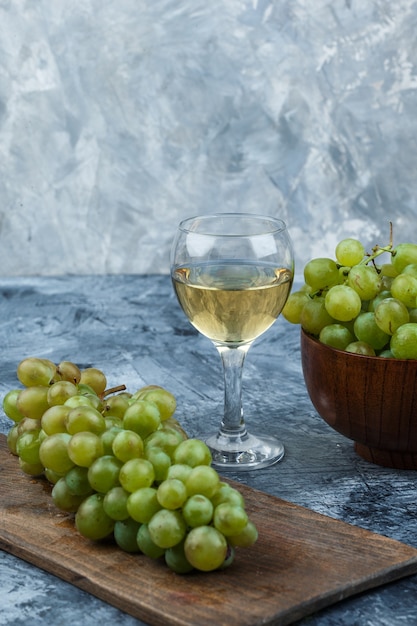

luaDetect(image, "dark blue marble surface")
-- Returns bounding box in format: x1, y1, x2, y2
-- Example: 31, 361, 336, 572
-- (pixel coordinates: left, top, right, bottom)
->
1, 275, 416, 626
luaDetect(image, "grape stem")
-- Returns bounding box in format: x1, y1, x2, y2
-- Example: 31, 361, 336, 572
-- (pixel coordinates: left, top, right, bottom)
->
102, 384, 127, 398
363, 221, 394, 268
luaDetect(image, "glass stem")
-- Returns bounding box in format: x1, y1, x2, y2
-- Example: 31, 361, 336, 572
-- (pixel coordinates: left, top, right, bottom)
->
216, 344, 250, 440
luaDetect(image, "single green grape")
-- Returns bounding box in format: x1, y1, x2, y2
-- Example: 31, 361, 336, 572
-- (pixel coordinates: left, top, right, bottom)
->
75, 493, 115, 540
299, 297, 334, 335
157, 478, 188, 510
136, 523, 165, 559
102, 394, 131, 419
77, 382, 100, 397
166, 463, 193, 484
2, 389, 25, 423
52, 477, 86, 513
374, 298, 409, 335
103, 486, 130, 521
213, 503, 248, 537
56, 361, 82, 384
123, 400, 161, 439
367, 290, 392, 312
16, 386, 50, 420
17, 417, 41, 435
402, 263, 417, 279
65, 405, 107, 435
39, 432, 74, 474
182, 494, 214, 528
67, 431, 104, 467
282, 291, 310, 324
104, 416, 123, 429
335, 238, 365, 267
318, 324, 354, 350
134, 388, 177, 421
303, 258, 340, 290
144, 447, 171, 482
43, 467, 64, 484
324, 285, 362, 322
390, 273, 417, 308
144, 427, 184, 459
353, 312, 390, 350
41, 405, 71, 435
390, 323, 417, 359
347, 265, 382, 300
210, 483, 245, 508
379, 263, 399, 279
184, 526, 228, 572
65, 465, 94, 496
131, 384, 162, 399
16, 430, 42, 465
228, 520, 259, 548
172, 438, 212, 467
79, 367, 107, 396
17, 357, 56, 387
47, 380, 78, 406
165, 541, 194, 574
87, 455, 122, 493
147, 509, 187, 549
185, 465, 220, 499
111, 429, 144, 462
119, 458, 155, 493
127, 487, 162, 524
114, 518, 142, 553
391, 243, 417, 273
159, 420, 188, 443
345, 341, 376, 356
100, 425, 123, 455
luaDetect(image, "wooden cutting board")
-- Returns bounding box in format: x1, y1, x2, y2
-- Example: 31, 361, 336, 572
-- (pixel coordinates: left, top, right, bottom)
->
1, 434, 417, 626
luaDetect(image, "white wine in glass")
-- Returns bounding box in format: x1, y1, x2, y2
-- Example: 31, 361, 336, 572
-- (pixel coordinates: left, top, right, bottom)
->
170, 213, 294, 470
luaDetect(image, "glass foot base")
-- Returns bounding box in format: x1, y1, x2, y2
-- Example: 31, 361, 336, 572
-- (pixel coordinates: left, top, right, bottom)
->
205, 431, 285, 471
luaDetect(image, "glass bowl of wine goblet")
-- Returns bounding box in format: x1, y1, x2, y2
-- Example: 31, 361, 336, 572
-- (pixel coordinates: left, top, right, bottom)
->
170, 213, 294, 470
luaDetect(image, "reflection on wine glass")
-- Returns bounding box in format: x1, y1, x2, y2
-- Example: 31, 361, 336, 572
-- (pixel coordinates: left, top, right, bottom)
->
170, 213, 294, 471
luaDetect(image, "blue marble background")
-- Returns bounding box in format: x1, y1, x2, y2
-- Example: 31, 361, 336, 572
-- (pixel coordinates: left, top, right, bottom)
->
0, 0, 416, 276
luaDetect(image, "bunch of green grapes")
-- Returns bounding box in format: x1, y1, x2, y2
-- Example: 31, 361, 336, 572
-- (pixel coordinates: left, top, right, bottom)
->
3, 357, 257, 574
283, 236, 417, 359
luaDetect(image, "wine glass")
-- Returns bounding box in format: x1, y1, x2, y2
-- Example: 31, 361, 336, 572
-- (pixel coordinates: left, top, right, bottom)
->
170, 213, 294, 471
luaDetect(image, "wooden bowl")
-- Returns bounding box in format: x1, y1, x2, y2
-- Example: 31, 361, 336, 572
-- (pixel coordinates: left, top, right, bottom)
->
300, 329, 417, 469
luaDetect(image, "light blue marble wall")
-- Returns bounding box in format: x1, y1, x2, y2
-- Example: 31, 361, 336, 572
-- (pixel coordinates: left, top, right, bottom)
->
0, 0, 416, 276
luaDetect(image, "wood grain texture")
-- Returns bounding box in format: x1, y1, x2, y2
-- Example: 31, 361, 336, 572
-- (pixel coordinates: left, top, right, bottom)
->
300, 330, 417, 469
1, 435, 417, 626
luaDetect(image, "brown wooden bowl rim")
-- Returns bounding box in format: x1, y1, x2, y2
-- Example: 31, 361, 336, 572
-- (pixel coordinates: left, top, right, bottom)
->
300, 328, 417, 365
